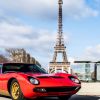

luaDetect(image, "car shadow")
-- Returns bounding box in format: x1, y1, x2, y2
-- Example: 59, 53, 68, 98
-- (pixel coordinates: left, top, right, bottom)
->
0, 95, 100, 100
70, 95, 100, 100
37, 95, 100, 100
0, 95, 11, 99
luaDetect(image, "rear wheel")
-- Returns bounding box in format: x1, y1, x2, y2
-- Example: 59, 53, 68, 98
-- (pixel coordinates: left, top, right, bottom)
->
10, 79, 26, 100
58, 95, 71, 100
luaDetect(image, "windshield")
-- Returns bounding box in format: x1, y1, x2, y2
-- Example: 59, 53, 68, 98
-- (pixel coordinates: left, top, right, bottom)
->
3, 63, 47, 74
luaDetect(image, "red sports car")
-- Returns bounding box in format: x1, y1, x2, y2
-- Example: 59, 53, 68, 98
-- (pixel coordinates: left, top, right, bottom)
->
0, 63, 81, 100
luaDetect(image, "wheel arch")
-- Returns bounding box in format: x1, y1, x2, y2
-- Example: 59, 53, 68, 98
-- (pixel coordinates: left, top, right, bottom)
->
7, 78, 17, 93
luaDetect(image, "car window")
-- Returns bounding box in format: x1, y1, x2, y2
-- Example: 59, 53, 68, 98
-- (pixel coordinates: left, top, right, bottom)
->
2, 63, 47, 74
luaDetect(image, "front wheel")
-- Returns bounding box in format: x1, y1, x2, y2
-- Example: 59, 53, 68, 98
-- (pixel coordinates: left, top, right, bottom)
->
10, 79, 26, 100
58, 95, 71, 100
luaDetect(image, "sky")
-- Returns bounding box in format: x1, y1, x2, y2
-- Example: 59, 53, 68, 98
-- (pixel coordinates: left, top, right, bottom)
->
0, 0, 100, 69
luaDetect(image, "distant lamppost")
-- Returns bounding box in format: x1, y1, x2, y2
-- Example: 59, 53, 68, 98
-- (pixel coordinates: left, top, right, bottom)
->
94, 63, 97, 81
93, 61, 100, 81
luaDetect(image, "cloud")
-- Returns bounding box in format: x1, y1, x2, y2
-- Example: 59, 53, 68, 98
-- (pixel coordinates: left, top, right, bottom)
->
0, 21, 34, 47
0, 20, 69, 68
63, 0, 99, 18
94, 0, 100, 8
77, 45, 100, 61
0, 21, 68, 51
0, 0, 99, 21
95, 0, 100, 3
0, 22, 33, 35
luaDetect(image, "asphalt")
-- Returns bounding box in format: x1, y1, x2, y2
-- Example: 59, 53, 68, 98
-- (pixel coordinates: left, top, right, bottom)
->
0, 95, 100, 100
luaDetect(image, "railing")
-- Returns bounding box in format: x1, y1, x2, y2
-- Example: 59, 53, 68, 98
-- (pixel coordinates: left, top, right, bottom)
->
50, 62, 70, 65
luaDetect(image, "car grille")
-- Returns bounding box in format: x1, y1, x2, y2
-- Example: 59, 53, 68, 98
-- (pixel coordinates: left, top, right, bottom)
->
37, 76, 64, 78
34, 86, 79, 93
45, 87, 77, 92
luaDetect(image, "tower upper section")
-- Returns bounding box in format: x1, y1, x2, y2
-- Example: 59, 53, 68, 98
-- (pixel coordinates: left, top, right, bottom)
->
56, 0, 65, 47
59, 0, 63, 4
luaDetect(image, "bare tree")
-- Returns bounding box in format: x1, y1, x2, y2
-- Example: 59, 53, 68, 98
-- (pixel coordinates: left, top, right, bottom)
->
6, 48, 41, 66
6, 48, 26, 63
0, 54, 8, 63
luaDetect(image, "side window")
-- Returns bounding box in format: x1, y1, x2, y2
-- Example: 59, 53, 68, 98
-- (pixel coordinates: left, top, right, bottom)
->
0, 64, 2, 74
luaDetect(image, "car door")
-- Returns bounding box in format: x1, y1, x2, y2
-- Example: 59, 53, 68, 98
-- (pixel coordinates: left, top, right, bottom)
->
0, 64, 10, 96
0, 64, 3, 94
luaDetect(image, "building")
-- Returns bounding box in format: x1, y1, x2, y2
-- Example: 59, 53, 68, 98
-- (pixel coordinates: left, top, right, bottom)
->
97, 64, 100, 81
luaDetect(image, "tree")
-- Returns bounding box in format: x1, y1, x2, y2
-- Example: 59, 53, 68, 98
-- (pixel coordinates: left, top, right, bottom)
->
6, 48, 41, 66
0, 55, 8, 63
6, 48, 26, 63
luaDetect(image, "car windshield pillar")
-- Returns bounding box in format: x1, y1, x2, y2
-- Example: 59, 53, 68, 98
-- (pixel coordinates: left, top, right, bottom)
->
0, 64, 2, 74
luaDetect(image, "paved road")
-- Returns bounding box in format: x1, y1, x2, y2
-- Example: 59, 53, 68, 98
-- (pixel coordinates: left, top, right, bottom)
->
78, 82, 100, 95
0, 95, 100, 100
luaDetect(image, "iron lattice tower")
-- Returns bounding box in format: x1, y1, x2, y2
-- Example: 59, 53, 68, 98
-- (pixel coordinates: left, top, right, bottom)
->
49, 0, 70, 73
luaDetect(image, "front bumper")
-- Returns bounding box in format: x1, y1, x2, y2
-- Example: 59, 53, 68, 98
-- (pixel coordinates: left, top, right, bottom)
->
27, 86, 81, 99
34, 86, 80, 93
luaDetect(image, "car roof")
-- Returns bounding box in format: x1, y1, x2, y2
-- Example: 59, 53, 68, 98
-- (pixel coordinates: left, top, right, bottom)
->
0, 62, 35, 65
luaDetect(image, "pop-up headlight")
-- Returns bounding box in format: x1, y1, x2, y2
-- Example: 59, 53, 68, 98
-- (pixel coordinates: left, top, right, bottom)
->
28, 77, 40, 85
69, 76, 80, 84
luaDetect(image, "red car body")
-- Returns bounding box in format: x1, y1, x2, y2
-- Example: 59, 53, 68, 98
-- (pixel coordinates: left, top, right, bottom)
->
0, 63, 81, 99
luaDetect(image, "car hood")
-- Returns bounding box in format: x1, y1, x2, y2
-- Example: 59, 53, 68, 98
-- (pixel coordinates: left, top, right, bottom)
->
25, 73, 79, 87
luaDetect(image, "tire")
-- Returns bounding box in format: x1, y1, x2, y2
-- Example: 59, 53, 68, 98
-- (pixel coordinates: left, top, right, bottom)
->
10, 79, 26, 100
58, 95, 71, 100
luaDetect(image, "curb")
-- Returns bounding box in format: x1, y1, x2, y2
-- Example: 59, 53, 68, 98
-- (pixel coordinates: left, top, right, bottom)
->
77, 94, 100, 96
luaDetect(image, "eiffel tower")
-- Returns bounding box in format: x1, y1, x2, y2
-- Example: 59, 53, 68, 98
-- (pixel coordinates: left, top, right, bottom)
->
49, 0, 70, 73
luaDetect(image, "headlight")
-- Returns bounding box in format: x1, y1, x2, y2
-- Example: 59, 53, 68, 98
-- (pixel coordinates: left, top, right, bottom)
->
28, 77, 40, 85
69, 76, 80, 84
